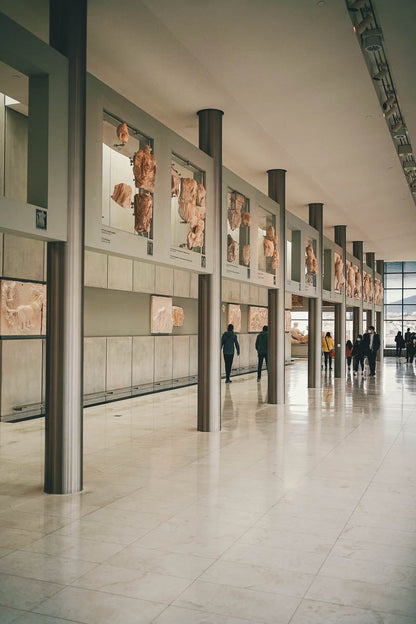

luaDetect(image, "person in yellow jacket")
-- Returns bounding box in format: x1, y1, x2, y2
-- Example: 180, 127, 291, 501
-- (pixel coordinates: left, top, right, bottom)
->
322, 331, 335, 372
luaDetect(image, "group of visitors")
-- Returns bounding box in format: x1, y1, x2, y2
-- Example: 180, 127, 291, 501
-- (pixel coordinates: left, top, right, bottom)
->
395, 328, 416, 363
325, 327, 381, 377
221, 323, 268, 383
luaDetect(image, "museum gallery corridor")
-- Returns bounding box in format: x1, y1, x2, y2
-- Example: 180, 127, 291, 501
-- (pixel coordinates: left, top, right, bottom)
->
0, 359, 415, 623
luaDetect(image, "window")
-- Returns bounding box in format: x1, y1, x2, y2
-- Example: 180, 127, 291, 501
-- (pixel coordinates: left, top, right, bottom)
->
384, 261, 416, 348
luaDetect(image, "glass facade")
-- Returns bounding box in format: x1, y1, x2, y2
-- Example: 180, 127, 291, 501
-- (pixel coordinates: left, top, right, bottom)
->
384, 262, 416, 347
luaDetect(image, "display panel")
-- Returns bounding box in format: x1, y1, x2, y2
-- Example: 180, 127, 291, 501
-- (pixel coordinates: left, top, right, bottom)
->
0, 279, 46, 336
257, 207, 278, 276
248, 306, 268, 332
102, 113, 155, 241
226, 189, 250, 267
171, 153, 206, 257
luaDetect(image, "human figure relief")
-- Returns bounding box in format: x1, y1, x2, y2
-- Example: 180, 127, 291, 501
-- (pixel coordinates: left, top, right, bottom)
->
242, 212, 251, 227
271, 248, 279, 270
134, 192, 153, 234
133, 144, 157, 192
334, 253, 345, 292
187, 219, 205, 249
227, 234, 239, 263
290, 322, 308, 344
172, 306, 184, 327
1, 281, 46, 335
263, 237, 274, 257
346, 261, 355, 298
305, 243, 318, 276
171, 165, 180, 197
354, 266, 362, 298
116, 122, 129, 143
111, 183, 132, 209
242, 244, 250, 266
196, 183, 206, 220
178, 177, 198, 224
228, 192, 244, 230
363, 272, 371, 302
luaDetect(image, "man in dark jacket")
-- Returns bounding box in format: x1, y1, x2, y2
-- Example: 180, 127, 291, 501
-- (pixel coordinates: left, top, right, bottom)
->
363, 325, 380, 377
405, 327, 412, 362
255, 325, 268, 381
221, 324, 240, 383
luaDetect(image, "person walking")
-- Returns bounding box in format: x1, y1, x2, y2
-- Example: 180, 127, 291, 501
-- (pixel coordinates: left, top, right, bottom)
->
352, 334, 366, 375
346, 339, 353, 373
408, 333, 416, 364
322, 331, 334, 372
405, 327, 412, 362
255, 325, 268, 381
221, 324, 240, 383
363, 325, 380, 377
394, 331, 405, 357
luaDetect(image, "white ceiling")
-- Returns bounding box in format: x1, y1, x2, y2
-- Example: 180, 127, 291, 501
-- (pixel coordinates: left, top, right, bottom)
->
1, 0, 415, 260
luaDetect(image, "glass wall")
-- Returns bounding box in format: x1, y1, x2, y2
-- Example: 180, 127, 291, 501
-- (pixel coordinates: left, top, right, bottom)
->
384, 262, 416, 347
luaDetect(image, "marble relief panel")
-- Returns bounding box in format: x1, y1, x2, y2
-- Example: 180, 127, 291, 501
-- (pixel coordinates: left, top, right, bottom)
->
248, 306, 268, 332
0, 280, 46, 336
227, 304, 241, 332
151, 296, 173, 334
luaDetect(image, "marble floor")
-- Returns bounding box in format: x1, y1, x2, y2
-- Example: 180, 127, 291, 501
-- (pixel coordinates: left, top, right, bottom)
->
0, 358, 415, 623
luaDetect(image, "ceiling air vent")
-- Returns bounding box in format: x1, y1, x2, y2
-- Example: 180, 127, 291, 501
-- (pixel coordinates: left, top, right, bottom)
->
361, 29, 383, 52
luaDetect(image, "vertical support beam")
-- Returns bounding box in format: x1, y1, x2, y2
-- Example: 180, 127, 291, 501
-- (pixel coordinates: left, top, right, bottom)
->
366, 252, 375, 328
267, 169, 286, 404
376, 259, 384, 364
0, 93, 5, 195
334, 225, 346, 379
353, 241, 363, 337
197, 109, 223, 431
308, 203, 323, 389
45, 0, 86, 493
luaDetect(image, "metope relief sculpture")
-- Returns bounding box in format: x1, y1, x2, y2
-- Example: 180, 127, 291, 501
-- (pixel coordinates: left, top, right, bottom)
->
171, 154, 206, 257
226, 189, 250, 268
227, 304, 241, 333
172, 306, 184, 327
305, 240, 318, 286
334, 251, 345, 294
258, 207, 278, 277
151, 296, 173, 334
346, 260, 355, 298
354, 265, 362, 299
374, 278, 383, 305
248, 306, 268, 333
102, 115, 156, 241
0, 280, 46, 336
363, 271, 374, 303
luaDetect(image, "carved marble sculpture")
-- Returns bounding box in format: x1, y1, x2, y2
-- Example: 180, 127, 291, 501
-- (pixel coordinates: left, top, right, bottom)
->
196, 183, 206, 219
151, 296, 173, 334
291, 322, 308, 344
374, 278, 383, 305
271, 248, 279, 270
134, 192, 153, 234
228, 191, 244, 230
305, 243, 318, 276
369, 276, 374, 302
1, 280, 46, 336
346, 261, 355, 298
228, 304, 241, 333
363, 272, 371, 302
266, 225, 275, 241
263, 237, 274, 257
248, 306, 268, 333
187, 218, 205, 249
334, 252, 345, 292
116, 122, 129, 143
354, 266, 362, 298
133, 144, 157, 192
111, 183, 132, 209
242, 244, 250, 266
172, 306, 184, 327
242, 212, 251, 227
178, 177, 198, 223
227, 234, 239, 263
171, 166, 180, 197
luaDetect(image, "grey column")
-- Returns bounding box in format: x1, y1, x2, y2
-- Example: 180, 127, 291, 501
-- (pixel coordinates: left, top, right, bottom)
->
376, 259, 384, 363
197, 109, 223, 432
45, 0, 86, 493
0, 94, 4, 195
308, 203, 323, 389
334, 225, 346, 379
366, 252, 375, 327
353, 241, 363, 337
267, 169, 286, 404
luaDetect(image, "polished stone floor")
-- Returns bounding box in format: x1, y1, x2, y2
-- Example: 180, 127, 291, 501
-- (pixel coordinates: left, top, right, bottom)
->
0, 358, 415, 623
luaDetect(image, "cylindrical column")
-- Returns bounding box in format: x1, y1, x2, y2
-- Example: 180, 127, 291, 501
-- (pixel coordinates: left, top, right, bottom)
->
334, 225, 346, 378
353, 241, 364, 337
376, 259, 384, 364
45, 0, 86, 493
267, 169, 286, 404
197, 109, 223, 431
308, 203, 323, 389
366, 252, 375, 328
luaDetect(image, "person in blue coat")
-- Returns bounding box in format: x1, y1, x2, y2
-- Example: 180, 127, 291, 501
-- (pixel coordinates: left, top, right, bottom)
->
221, 324, 240, 383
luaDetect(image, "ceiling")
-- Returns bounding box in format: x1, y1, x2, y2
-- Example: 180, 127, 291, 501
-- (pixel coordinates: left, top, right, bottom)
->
1, 0, 415, 260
